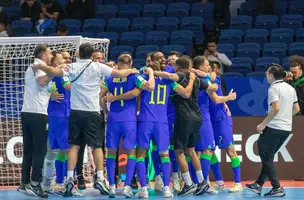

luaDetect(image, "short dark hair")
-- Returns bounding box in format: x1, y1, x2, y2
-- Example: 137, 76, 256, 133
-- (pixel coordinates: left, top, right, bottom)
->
209, 60, 221, 71
289, 55, 304, 70
148, 61, 161, 71
207, 36, 218, 44
118, 54, 132, 65
150, 51, 162, 61
168, 51, 182, 58
193, 56, 207, 69
57, 24, 68, 33
79, 43, 94, 59
176, 58, 190, 69
0, 12, 8, 28
268, 64, 286, 80
34, 44, 48, 59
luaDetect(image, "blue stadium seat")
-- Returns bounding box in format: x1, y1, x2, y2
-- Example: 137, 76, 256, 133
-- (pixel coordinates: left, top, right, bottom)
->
247, 72, 266, 78
131, 17, 155, 34
127, 0, 150, 7
282, 57, 289, 65
236, 43, 261, 64
2, 6, 20, 22
219, 30, 242, 48
280, 14, 303, 29
229, 57, 253, 74
167, 8, 189, 20
11, 20, 33, 36
171, 30, 194, 38
223, 72, 244, 78
289, 42, 304, 56
244, 29, 269, 47
231, 57, 253, 67
273, 0, 287, 17
170, 34, 193, 56
24, 33, 40, 37
119, 4, 142, 12
83, 19, 105, 35
110, 46, 134, 60
230, 15, 253, 32
107, 18, 130, 36
162, 45, 186, 56
239, 1, 257, 18
96, 5, 117, 20
96, 32, 119, 48
221, 29, 244, 37
255, 15, 278, 31
104, 0, 126, 6
36, 19, 57, 36
72, 32, 94, 37
255, 57, 281, 72
133, 58, 146, 69
143, 4, 166, 19
270, 28, 294, 46
296, 28, 304, 42
145, 31, 169, 48
181, 17, 204, 44
136, 45, 160, 59
217, 43, 235, 58
263, 42, 287, 61
156, 17, 179, 34
151, 0, 174, 7
168, 2, 190, 11
133, 17, 155, 25
175, 0, 197, 5
120, 32, 145, 48
191, 3, 214, 30
60, 19, 81, 35
288, 1, 304, 16
118, 11, 140, 21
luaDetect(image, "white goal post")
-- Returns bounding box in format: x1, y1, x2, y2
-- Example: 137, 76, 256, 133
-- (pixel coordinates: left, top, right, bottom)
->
0, 36, 109, 186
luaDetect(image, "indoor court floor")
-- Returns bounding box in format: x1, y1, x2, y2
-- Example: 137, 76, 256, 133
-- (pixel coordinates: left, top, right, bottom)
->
0, 181, 303, 199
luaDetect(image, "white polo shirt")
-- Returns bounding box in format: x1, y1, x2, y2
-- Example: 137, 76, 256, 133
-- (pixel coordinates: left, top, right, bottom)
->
64, 59, 113, 112
21, 59, 52, 115
267, 80, 298, 131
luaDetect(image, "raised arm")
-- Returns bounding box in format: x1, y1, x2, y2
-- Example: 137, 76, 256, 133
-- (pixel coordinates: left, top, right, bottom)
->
139, 67, 155, 91
154, 71, 180, 82
208, 88, 236, 104
33, 63, 66, 77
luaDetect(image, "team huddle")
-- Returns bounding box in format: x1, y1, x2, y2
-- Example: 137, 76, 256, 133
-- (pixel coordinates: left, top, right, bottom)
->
18, 43, 241, 199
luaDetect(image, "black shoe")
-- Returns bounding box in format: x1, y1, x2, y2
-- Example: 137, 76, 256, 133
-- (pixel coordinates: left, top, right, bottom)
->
94, 175, 110, 195
194, 180, 209, 196
246, 183, 262, 195
63, 177, 75, 197
131, 176, 138, 189
264, 187, 286, 197
177, 183, 197, 196
77, 175, 86, 190
25, 184, 48, 198
17, 184, 30, 196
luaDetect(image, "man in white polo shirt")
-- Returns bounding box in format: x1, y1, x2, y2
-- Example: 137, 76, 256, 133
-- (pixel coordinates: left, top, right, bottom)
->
18, 44, 54, 198
246, 64, 300, 197
33, 43, 139, 197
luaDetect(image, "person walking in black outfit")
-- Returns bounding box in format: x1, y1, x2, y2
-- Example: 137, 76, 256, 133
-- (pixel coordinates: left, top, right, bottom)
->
246, 64, 300, 197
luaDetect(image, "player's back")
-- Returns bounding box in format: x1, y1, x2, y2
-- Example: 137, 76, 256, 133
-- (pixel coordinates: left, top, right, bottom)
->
138, 76, 175, 123
198, 77, 211, 121
106, 74, 138, 122
209, 76, 228, 121
48, 76, 71, 118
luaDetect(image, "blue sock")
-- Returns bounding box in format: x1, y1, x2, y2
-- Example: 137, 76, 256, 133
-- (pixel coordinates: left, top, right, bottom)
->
231, 157, 241, 183
125, 155, 137, 186
64, 160, 68, 177
210, 155, 223, 181
161, 156, 171, 187
169, 148, 179, 173
200, 154, 211, 180
55, 155, 65, 184
152, 147, 161, 176
145, 153, 149, 176
136, 158, 147, 187
106, 155, 116, 185
187, 157, 198, 184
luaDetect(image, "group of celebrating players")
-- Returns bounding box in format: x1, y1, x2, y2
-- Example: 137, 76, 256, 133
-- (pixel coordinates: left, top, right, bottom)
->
19, 43, 241, 199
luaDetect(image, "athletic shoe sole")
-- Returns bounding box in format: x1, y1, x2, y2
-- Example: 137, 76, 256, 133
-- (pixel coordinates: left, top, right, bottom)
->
94, 182, 110, 195
194, 184, 209, 196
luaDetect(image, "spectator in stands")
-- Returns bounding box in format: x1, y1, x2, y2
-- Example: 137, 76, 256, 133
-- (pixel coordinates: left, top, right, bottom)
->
20, 0, 41, 23
167, 51, 182, 67
203, 0, 231, 29
0, 12, 9, 37
204, 38, 231, 72
285, 55, 304, 115
56, 24, 68, 36
40, 0, 61, 22
65, 0, 95, 22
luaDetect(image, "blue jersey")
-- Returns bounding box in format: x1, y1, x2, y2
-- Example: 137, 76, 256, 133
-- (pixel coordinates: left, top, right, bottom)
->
105, 74, 144, 122
198, 77, 212, 121
48, 76, 70, 118
138, 75, 178, 123
209, 76, 228, 121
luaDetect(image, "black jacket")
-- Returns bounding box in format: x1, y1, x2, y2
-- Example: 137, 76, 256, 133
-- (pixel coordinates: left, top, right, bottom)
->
288, 75, 304, 115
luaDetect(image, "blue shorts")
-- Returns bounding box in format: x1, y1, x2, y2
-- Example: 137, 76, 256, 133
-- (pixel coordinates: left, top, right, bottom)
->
195, 120, 215, 151
106, 121, 137, 150
212, 117, 234, 149
48, 116, 69, 150
138, 122, 170, 152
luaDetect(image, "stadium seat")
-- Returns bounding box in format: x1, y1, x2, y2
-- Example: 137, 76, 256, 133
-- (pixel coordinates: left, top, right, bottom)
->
131, 17, 155, 34
145, 31, 169, 48
282, 57, 289, 65
96, 5, 117, 20
162, 45, 186, 56
289, 42, 304, 56
273, 0, 287, 17
143, 4, 166, 19
110, 46, 134, 60
136, 45, 160, 59
60, 19, 81, 34
133, 58, 146, 69
219, 30, 242, 48
255, 57, 281, 72
244, 29, 269, 47
167, 8, 189, 20
270, 28, 294, 46
120, 32, 145, 48
288, 1, 304, 16
171, 30, 194, 38
24, 33, 40, 37
168, 2, 190, 11
229, 57, 253, 73
236, 43, 261, 64
255, 15, 278, 31
127, 0, 150, 7
263, 42, 287, 61
119, 4, 142, 12
191, 3, 214, 30
221, 29, 244, 37
118, 10, 140, 21
11, 20, 33, 36
156, 17, 180, 34
247, 72, 266, 78
151, 0, 174, 7
83, 19, 105, 35
296, 28, 304, 42
239, 1, 257, 18
96, 32, 119, 49
35, 19, 57, 36
2, 6, 20, 22
170, 34, 193, 56
223, 72, 244, 78
72, 32, 94, 37
181, 17, 204, 44
107, 18, 130, 36
230, 15, 253, 32
175, 0, 197, 5
280, 14, 303, 29
217, 43, 235, 58
104, 0, 126, 6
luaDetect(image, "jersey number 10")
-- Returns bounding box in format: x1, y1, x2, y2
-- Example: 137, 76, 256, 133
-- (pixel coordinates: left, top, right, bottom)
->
149, 85, 167, 105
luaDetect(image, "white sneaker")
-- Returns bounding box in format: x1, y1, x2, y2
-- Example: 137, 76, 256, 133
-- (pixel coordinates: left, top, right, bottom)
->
171, 176, 181, 192
163, 186, 174, 198
109, 185, 116, 198
228, 183, 243, 193
135, 187, 148, 199
206, 186, 218, 195
122, 185, 134, 198
154, 177, 164, 192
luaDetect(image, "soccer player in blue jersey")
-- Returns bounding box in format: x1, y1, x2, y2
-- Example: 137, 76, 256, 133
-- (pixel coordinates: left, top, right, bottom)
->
100, 54, 155, 198
41, 52, 71, 193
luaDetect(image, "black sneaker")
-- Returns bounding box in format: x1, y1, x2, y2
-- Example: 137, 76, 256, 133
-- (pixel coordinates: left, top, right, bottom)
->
131, 176, 138, 189
246, 183, 262, 195
194, 180, 209, 196
93, 175, 110, 195
264, 187, 286, 197
25, 184, 48, 198
17, 184, 30, 196
77, 175, 86, 190
177, 183, 197, 196
63, 177, 75, 197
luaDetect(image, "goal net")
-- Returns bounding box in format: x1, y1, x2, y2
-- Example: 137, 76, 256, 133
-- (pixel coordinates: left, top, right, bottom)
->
0, 36, 109, 186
